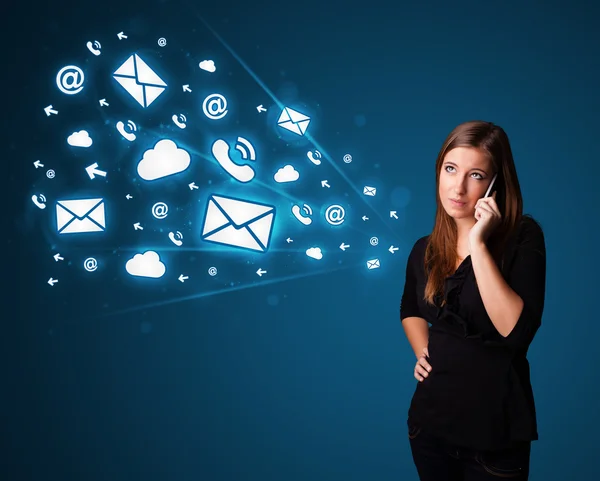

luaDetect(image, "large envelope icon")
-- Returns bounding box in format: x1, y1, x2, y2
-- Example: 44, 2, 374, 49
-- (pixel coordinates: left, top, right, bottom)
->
366, 258, 380, 270
56, 198, 105, 234
201, 194, 275, 252
277, 107, 311, 136
113, 54, 167, 108
363, 186, 377, 196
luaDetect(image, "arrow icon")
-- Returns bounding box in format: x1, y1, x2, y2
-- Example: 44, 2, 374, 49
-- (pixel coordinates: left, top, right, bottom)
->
126, 194, 133, 199
256, 268, 267, 277
286, 238, 293, 244
47, 278, 58, 286
53, 253, 64, 262
182, 84, 192, 92
339, 243, 350, 251
389, 245, 399, 254
321, 180, 330, 188
390, 211, 398, 219
133, 223, 143, 230
33, 160, 44, 169
188, 182, 199, 190
362, 216, 369, 221
256, 104, 267, 113
178, 274, 189, 283
44, 105, 58, 116
85, 163, 107, 179
117, 31, 127, 40
99, 98, 109, 107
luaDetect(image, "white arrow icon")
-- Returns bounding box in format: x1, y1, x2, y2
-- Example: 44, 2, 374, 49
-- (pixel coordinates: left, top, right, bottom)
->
33, 160, 44, 169
362, 216, 369, 221
321, 180, 330, 188
256, 105, 267, 113
86, 163, 107, 179
182, 84, 192, 92
339, 243, 350, 251
53, 253, 64, 262
390, 211, 398, 219
133, 222, 143, 230
178, 274, 189, 283
117, 31, 127, 40
126, 194, 133, 199
286, 238, 293, 244
256, 268, 267, 277
99, 98, 109, 107
44, 105, 58, 116
188, 182, 199, 190
47, 278, 58, 286
389, 245, 399, 254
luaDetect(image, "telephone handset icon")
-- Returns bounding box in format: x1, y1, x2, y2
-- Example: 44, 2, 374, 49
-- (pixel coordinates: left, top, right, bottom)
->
31, 194, 47, 209
211, 138, 256, 183
292, 203, 313, 225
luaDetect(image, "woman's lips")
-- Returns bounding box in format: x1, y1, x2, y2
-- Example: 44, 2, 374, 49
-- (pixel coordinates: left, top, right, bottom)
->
450, 199, 467, 207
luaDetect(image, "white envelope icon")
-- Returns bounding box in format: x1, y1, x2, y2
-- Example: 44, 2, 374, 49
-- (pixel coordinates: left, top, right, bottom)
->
363, 186, 377, 196
56, 198, 105, 234
201, 194, 275, 252
113, 54, 167, 108
277, 107, 311, 136
366, 258, 380, 270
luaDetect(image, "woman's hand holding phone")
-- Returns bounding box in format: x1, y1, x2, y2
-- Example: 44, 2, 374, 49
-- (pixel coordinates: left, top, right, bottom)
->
468, 173, 502, 249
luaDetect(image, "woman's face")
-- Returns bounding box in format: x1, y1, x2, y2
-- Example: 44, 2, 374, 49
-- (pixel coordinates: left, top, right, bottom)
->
438, 147, 495, 220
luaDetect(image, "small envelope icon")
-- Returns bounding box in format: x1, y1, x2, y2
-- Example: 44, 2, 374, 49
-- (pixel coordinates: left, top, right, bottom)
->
277, 107, 311, 136
113, 54, 167, 108
366, 258, 380, 270
201, 194, 276, 252
363, 186, 377, 196
56, 198, 105, 234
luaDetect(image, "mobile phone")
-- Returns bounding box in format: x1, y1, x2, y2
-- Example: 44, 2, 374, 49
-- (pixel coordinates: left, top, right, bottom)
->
484, 173, 497, 198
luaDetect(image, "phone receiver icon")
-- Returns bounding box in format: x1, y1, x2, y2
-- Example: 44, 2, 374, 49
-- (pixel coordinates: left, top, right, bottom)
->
168, 231, 183, 246
86, 40, 101, 56
116, 120, 136, 142
211, 138, 255, 183
31, 194, 46, 209
292, 203, 313, 225
172, 114, 187, 129
307, 150, 322, 165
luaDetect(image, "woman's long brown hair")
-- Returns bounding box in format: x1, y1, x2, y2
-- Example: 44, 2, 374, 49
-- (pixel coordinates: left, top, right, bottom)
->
423, 121, 524, 306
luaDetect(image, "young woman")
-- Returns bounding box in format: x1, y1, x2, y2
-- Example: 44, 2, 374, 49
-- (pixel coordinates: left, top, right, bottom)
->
400, 120, 546, 481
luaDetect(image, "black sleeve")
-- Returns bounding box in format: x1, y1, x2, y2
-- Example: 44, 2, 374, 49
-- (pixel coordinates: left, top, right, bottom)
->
400, 239, 424, 321
501, 218, 547, 351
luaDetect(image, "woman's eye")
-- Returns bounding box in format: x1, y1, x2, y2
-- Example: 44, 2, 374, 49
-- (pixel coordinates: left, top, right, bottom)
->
445, 165, 455, 172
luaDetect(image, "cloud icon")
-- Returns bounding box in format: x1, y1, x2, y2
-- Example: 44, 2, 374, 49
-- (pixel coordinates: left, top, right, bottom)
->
274, 164, 300, 183
125, 251, 166, 278
199, 60, 216, 73
306, 247, 323, 260
137, 139, 191, 181
67, 130, 92, 148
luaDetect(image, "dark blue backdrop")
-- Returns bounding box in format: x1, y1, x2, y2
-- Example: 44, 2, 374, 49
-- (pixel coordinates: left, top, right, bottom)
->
5, 0, 598, 480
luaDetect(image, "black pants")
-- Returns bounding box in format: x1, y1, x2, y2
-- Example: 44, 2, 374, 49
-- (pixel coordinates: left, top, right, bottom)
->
408, 422, 531, 480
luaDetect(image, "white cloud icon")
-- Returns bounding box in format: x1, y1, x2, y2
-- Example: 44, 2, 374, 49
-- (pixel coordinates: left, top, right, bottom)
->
306, 247, 323, 260
274, 164, 300, 183
199, 60, 216, 72
137, 139, 191, 181
67, 130, 92, 148
125, 251, 166, 278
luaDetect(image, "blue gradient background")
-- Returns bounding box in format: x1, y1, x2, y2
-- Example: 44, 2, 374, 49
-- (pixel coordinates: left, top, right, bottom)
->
5, 0, 598, 480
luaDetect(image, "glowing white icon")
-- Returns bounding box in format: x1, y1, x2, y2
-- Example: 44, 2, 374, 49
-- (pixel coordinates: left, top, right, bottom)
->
363, 186, 377, 196
343, 154, 353, 163
211, 137, 255, 183
86, 40, 101, 56
46, 169, 55, 179
307, 150, 322, 165
274, 165, 300, 183
137, 139, 191, 181
84, 257, 98, 272
31, 194, 46, 209
168, 231, 183, 246
367, 258, 380, 270
56, 198, 105, 234
325, 205, 345, 226
56, 65, 84, 95
157, 37, 167, 47
201, 194, 275, 252
203, 94, 228, 119
172, 114, 187, 129
152, 202, 169, 219
277, 107, 311, 136
67, 130, 92, 148
370, 237, 379, 246
291, 204, 313, 225
116, 120, 137, 141
306, 247, 323, 260
113, 54, 167, 108
208, 267, 218, 276
126, 251, 166, 278
199, 60, 216, 72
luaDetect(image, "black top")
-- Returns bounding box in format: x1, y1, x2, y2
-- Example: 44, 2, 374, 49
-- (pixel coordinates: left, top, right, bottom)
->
400, 216, 546, 451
